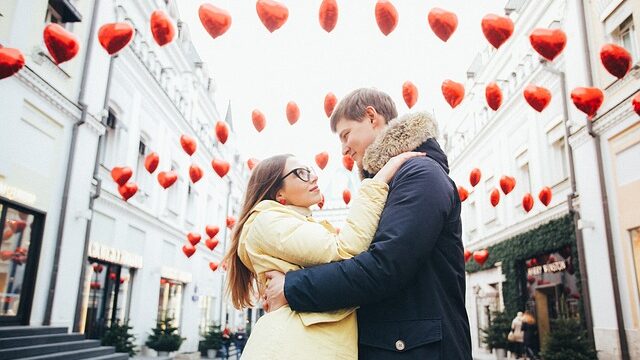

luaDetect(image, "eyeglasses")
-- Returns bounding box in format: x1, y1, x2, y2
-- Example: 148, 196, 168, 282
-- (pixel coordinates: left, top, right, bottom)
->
279, 167, 316, 183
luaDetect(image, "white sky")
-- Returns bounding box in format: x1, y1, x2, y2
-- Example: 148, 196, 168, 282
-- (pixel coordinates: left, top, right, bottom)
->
177, 0, 506, 184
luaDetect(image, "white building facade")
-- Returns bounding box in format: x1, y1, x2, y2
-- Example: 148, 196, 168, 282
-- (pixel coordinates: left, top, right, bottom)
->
442, 0, 598, 357
0, 0, 249, 355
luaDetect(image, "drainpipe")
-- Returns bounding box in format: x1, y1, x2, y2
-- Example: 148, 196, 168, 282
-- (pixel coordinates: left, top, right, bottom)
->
218, 178, 233, 327
43, 0, 102, 326
542, 63, 595, 343
578, 1, 630, 359
72, 54, 117, 332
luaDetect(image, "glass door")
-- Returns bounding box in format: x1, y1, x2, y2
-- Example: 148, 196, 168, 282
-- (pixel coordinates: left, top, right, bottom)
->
0, 197, 45, 326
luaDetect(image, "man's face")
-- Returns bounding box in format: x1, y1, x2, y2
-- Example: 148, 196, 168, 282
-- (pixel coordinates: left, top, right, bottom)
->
335, 107, 385, 165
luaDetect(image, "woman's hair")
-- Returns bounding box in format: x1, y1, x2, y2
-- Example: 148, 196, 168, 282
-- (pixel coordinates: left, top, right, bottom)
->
522, 311, 536, 325
223, 154, 292, 309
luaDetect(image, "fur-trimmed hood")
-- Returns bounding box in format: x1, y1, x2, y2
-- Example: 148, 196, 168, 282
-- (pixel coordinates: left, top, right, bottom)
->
360, 112, 449, 178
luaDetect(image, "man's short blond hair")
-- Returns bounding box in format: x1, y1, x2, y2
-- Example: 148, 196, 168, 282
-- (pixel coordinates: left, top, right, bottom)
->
329, 88, 398, 132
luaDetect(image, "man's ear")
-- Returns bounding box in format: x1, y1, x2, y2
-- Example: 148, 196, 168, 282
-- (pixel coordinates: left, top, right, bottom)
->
364, 106, 377, 122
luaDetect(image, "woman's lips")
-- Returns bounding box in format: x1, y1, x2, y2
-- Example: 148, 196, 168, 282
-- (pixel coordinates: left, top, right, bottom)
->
309, 186, 319, 192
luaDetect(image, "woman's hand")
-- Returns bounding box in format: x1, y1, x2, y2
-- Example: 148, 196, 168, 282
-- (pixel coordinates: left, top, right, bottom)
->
373, 151, 426, 184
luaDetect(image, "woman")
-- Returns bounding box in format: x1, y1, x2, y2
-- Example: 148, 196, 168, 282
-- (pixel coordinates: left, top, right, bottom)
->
223, 152, 424, 359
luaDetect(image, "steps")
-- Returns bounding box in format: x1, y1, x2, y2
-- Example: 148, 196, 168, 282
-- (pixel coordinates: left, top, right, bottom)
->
0, 326, 128, 360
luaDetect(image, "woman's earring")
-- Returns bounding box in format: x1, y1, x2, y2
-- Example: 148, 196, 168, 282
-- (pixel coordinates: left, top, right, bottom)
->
278, 198, 287, 205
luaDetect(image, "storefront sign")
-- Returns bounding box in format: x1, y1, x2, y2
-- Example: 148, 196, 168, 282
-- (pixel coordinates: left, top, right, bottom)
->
527, 260, 567, 276
0, 182, 37, 205
88, 242, 143, 268
161, 266, 192, 283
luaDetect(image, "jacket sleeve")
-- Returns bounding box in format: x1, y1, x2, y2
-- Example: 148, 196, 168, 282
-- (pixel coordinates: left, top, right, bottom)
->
284, 158, 455, 311
253, 179, 388, 268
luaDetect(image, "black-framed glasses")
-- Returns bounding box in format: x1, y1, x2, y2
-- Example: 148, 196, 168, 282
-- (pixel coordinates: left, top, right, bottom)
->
279, 167, 316, 183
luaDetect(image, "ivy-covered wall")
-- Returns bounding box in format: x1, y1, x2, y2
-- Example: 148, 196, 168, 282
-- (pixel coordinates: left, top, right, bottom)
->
466, 214, 582, 318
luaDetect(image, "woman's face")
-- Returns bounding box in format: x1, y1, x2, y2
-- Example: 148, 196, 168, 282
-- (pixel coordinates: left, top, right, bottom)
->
276, 158, 322, 208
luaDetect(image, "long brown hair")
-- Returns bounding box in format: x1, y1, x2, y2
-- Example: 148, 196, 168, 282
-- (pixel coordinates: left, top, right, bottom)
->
223, 154, 292, 309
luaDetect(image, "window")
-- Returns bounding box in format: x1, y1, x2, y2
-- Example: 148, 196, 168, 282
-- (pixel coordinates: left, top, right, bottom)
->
482, 176, 497, 224
206, 195, 216, 225
186, 185, 197, 225
157, 278, 184, 329
614, 16, 638, 60
465, 200, 478, 236
167, 163, 180, 215
135, 138, 148, 191
45, 0, 82, 24
516, 151, 532, 210
547, 123, 568, 185
100, 109, 118, 168
198, 295, 216, 336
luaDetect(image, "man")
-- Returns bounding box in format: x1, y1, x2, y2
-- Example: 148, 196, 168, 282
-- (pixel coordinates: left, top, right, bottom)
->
265, 88, 471, 359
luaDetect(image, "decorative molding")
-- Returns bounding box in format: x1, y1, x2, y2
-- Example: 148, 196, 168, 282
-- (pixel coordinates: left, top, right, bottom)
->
15, 66, 81, 121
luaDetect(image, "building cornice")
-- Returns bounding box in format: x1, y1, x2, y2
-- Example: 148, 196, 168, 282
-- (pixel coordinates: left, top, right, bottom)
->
16, 66, 81, 121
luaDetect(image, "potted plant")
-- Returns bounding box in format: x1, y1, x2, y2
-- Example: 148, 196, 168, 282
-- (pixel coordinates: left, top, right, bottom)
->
101, 320, 137, 357
540, 317, 596, 360
145, 317, 185, 357
481, 311, 512, 360
201, 324, 224, 358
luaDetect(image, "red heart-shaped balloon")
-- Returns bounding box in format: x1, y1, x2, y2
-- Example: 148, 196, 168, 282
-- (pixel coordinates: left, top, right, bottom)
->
318, 194, 325, 209
286, 101, 300, 125
111, 166, 133, 186
150, 10, 175, 46
182, 244, 196, 258
187, 232, 201, 246
442, 80, 465, 108
428, 7, 458, 42
215, 121, 229, 144
523, 85, 552, 112
469, 168, 481, 187
118, 182, 138, 201
342, 154, 354, 171
226, 216, 236, 229
571, 87, 604, 118
375, 0, 398, 36
98, 22, 134, 55
205, 225, 220, 239
252, 109, 266, 132
481, 14, 514, 49
205, 238, 220, 251
402, 81, 418, 109
212, 159, 230, 178
490, 188, 500, 207
343, 189, 351, 205
315, 152, 329, 170
474, 250, 489, 266
189, 164, 203, 183
209, 261, 219, 271
145, 152, 159, 174
499, 175, 516, 195
247, 158, 260, 171
538, 186, 552, 206
324, 92, 337, 117
180, 135, 197, 156
485, 82, 503, 111
464, 249, 472, 263
633, 93, 640, 116
600, 43, 632, 79
157, 170, 178, 189
458, 186, 469, 202
199, 3, 232, 39
529, 28, 566, 61
256, 0, 289, 33
43, 23, 80, 64
319, 0, 339, 33
0, 47, 25, 79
